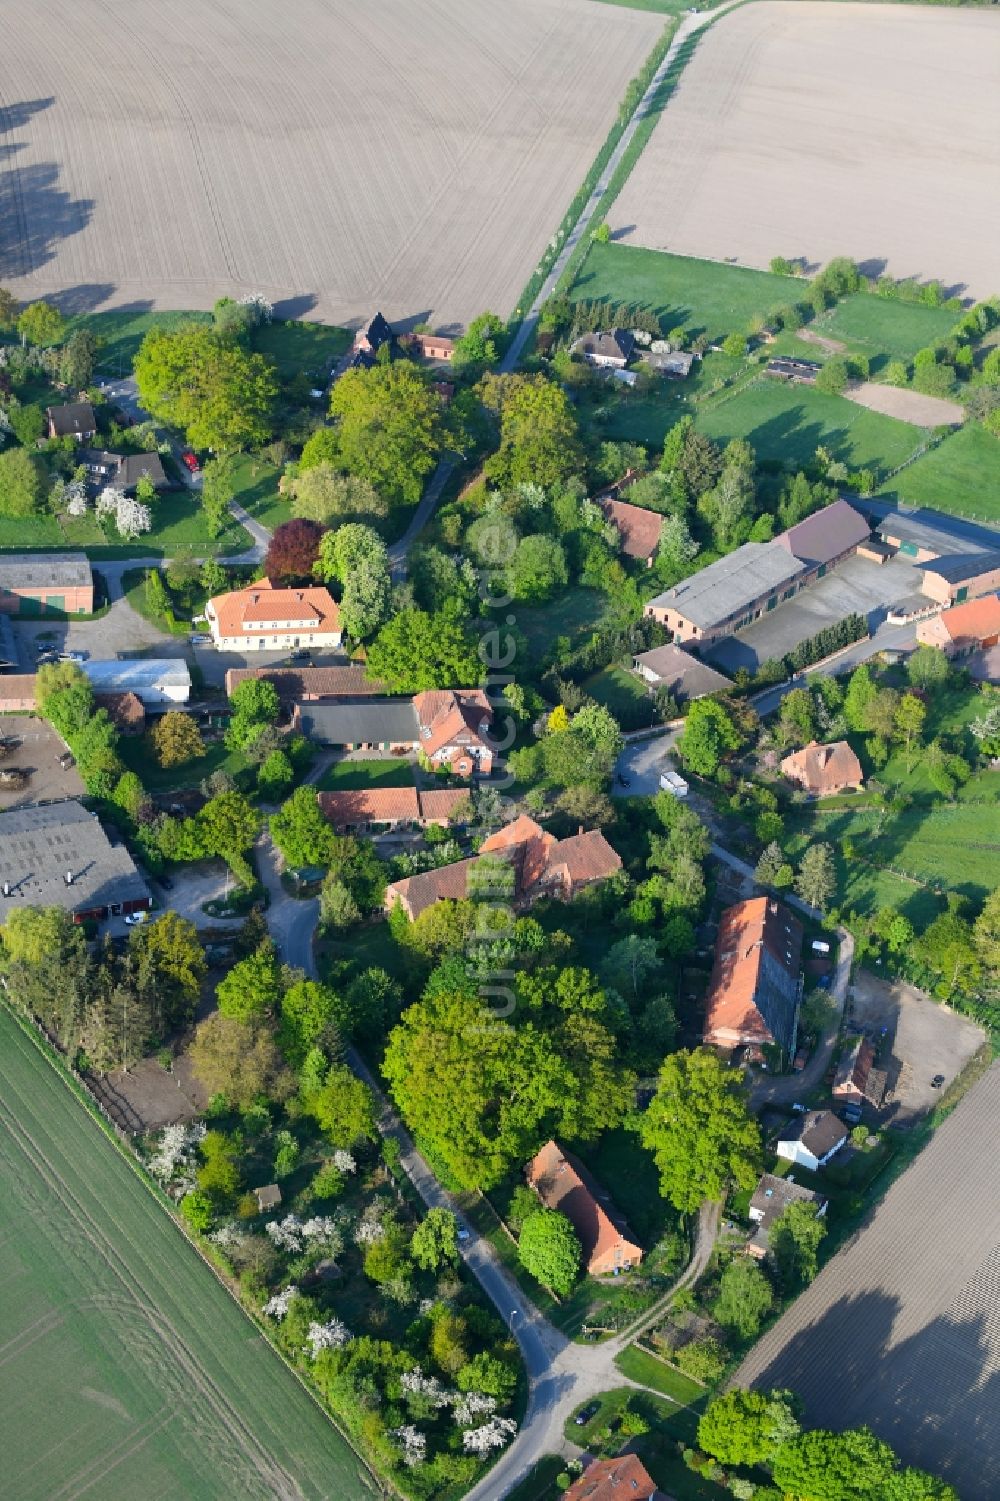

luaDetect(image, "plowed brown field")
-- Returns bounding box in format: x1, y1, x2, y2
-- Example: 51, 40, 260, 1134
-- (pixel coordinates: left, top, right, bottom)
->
613, 2, 1000, 300
0, 0, 661, 330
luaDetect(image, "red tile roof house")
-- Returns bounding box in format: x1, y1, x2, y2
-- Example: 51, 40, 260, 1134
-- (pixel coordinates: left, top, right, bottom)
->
407, 331, 456, 362
206, 579, 342, 653
916, 594, 1000, 656
599, 496, 663, 567
703, 896, 803, 1064
317, 785, 468, 834
525, 1140, 643, 1277
780, 739, 864, 798
384, 814, 621, 921
225, 665, 385, 702
413, 688, 495, 776
564, 1456, 658, 1501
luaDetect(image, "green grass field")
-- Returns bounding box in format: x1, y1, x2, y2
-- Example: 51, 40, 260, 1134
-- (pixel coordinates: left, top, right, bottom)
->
582, 665, 656, 727
67, 309, 213, 378
0, 1003, 374, 1501
568, 243, 800, 345
507, 587, 610, 659
880, 423, 1000, 520
0, 492, 252, 558
695, 378, 924, 473
315, 758, 415, 791
811, 293, 958, 364
614, 1344, 707, 1404
252, 321, 350, 380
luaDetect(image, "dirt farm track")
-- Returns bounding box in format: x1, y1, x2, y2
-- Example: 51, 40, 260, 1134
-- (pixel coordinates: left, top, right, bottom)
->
613, 2, 1000, 300
0, 0, 660, 330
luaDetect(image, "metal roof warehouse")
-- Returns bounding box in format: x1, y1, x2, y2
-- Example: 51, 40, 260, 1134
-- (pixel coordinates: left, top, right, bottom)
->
0, 801, 151, 921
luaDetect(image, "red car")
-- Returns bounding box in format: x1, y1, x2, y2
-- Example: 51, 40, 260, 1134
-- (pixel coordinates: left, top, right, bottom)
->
181, 450, 200, 473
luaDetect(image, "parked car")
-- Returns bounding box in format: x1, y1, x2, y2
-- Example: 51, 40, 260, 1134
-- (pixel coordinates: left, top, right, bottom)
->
575, 1403, 600, 1427
124, 911, 149, 926
181, 450, 200, 472
931, 1073, 946, 1089
189, 633, 213, 646
841, 1102, 863, 1125
157, 873, 174, 891
59, 651, 87, 663
58, 751, 76, 769
791, 1102, 808, 1114
36, 651, 58, 666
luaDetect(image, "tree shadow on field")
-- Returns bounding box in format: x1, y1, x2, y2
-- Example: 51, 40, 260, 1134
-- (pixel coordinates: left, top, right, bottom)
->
272, 292, 318, 321
747, 1285, 1000, 1498
394, 309, 434, 334
0, 98, 94, 279
49, 283, 117, 317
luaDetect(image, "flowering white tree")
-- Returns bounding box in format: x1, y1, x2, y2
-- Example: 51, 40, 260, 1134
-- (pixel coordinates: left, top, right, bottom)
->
65, 481, 89, 517
354, 1202, 386, 1246
332, 1149, 357, 1175
401, 1367, 452, 1409
148, 1122, 205, 1184
239, 292, 274, 326
390, 1425, 427, 1468
462, 1416, 517, 1455
266, 1214, 306, 1253
262, 1285, 299, 1320
304, 1318, 351, 1358
209, 1222, 247, 1250
452, 1392, 496, 1426
96, 486, 151, 540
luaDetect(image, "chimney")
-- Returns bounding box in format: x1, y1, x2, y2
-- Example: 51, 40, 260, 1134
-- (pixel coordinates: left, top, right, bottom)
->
65, 869, 74, 886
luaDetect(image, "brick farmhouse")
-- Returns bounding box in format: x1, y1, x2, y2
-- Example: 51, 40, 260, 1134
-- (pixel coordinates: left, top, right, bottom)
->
0, 553, 93, 616
525, 1140, 643, 1276
917, 594, 1000, 656
703, 896, 803, 1063
781, 739, 864, 797
207, 579, 342, 652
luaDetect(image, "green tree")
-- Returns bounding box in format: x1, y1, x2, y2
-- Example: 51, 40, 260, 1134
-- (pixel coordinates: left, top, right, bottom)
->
894, 692, 926, 771
0, 285, 19, 330
0, 447, 43, 517
151, 711, 205, 768
885, 359, 910, 387
915, 911, 980, 998
698, 1388, 799, 1468
479, 372, 585, 489
225, 677, 280, 751
17, 299, 66, 347
771, 1198, 827, 1288
10, 401, 45, 447
319, 878, 361, 931
315, 523, 392, 640
678, 697, 741, 777
713, 1255, 774, 1339
779, 687, 817, 746
815, 357, 850, 395
59, 327, 98, 388
640, 1048, 761, 1212
660, 415, 722, 504
507, 534, 568, 602
200, 455, 236, 538
270, 786, 337, 868
772, 1427, 895, 1501
795, 842, 836, 911
257, 748, 294, 799
189, 1013, 293, 1109
843, 664, 877, 732
278, 979, 342, 1068
366, 602, 483, 693
303, 1061, 377, 1146
383, 991, 571, 1190
452, 311, 504, 371
216, 943, 283, 1023
1, 906, 79, 967
906, 644, 949, 692
135, 325, 277, 451
129, 911, 206, 1033
410, 1208, 460, 1272
721, 331, 747, 359
517, 1208, 581, 1295
329, 360, 447, 505
973, 888, 1000, 978
290, 463, 387, 525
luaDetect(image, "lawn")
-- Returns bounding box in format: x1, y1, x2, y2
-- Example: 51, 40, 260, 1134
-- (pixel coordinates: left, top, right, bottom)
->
574, 1128, 675, 1246
504, 1456, 565, 1501
880, 423, 1000, 521
119, 735, 248, 793
582, 665, 656, 728
568, 243, 800, 345
1, 493, 252, 559
315, 758, 415, 791
694, 377, 924, 474
229, 453, 290, 533
252, 320, 350, 380
811, 293, 958, 365
507, 587, 611, 661
0, 1002, 374, 1501
566, 1389, 722, 1501
69, 308, 213, 379
614, 1343, 707, 1405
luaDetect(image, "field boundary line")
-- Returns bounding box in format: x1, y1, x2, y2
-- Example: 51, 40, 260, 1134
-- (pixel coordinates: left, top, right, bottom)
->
0, 998, 395, 1500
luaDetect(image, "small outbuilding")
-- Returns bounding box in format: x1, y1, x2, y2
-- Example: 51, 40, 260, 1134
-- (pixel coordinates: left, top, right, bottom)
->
776, 1110, 848, 1173
254, 1184, 282, 1213
746, 1172, 827, 1258
632, 642, 731, 701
